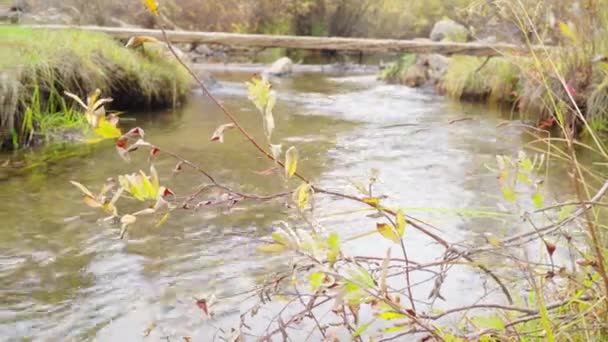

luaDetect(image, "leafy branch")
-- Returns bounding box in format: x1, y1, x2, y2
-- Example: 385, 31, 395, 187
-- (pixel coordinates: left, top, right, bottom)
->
63, 1, 608, 340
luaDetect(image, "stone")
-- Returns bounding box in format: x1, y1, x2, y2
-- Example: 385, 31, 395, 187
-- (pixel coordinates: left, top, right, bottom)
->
19, 7, 74, 25
430, 19, 470, 42
264, 57, 294, 77
421, 54, 450, 84
200, 72, 219, 89
194, 44, 213, 56
401, 63, 428, 88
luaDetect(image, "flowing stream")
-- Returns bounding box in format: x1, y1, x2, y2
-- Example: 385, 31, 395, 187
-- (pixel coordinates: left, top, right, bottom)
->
0, 71, 580, 341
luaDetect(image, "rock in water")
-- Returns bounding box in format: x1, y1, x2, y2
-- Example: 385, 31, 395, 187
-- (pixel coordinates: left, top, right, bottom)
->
402, 64, 428, 88
264, 57, 294, 77
430, 19, 470, 42
422, 54, 450, 85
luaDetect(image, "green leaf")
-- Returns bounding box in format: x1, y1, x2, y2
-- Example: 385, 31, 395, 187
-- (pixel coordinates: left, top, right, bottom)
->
285, 146, 298, 179
327, 233, 340, 262
349, 267, 375, 288
327, 233, 339, 251
378, 311, 407, 320
383, 325, 408, 333
94, 117, 121, 139
517, 173, 532, 184
309, 272, 324, 292
472, 315, 505, 330
559, 21, 576, 41
502, 186, 517, 202
155, 212, 170, 227
344, 281, 360, 293
558, 205, 574, 222
272, 232, 289, 246
353, 321, 372, 337
246, 77, 271, 113
257, 244, 286, 253
396, 209, 406, 237
519, 158, 534, 172
444, 334, 468, 342
294, 183, 311, 209
532, 192, 543, 209
139, 170, 156, 199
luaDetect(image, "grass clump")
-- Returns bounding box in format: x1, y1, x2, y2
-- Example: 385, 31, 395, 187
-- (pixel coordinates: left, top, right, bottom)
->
0, 26, 191, 148
378, 54, 417, 83
442, 56, 519, 102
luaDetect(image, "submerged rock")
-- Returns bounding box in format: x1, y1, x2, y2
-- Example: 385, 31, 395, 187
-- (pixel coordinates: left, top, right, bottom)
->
430, 19, 470, 42
264, 57, 294, 77
389, 54, 449, 88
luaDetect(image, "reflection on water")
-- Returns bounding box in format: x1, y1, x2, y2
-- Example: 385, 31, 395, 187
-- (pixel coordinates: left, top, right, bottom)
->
0, 72, 578, 340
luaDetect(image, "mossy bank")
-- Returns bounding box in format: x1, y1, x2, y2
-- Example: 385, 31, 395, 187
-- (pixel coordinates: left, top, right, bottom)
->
379, 52, 608, 135
0, 26, 191, 149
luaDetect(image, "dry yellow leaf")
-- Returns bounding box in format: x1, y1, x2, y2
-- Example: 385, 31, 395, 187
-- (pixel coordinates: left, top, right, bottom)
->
125, 35, 162, 48
142, 0, 159, 16
376, 223, 401, 244
257, 244, 286, 253
396, 209, 406, 237
363, 197, 380, 207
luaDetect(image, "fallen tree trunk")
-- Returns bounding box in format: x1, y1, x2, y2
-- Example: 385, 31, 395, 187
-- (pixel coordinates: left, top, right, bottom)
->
21, 24, 547, 56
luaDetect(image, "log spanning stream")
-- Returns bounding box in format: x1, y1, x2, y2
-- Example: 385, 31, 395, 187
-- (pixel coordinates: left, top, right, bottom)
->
0, 70, 577, 340
24, 24, 546, 56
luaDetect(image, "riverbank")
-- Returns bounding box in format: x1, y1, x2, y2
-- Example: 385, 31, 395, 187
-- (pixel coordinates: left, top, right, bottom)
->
379, 51, 608, 134
0, 26, 191, 149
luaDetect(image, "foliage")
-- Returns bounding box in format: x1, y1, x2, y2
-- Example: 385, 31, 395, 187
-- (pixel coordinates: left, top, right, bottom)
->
378, 54, 417, 83
0, 26, 190, 148
64, 1, 608, 341
15, 85, 88, 148
442, 56, 520, 102
22, 0, 476, 38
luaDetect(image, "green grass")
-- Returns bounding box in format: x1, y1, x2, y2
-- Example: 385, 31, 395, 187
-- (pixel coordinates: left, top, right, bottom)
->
0, 26, 191, 148
442, 56, 519, 102
378, 54, 417, 83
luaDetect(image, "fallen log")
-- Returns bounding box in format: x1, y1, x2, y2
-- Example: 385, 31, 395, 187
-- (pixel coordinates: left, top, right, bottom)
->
21, 24, 548, 57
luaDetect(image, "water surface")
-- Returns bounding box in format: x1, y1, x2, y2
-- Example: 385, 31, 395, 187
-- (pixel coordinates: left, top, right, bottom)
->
0, 72, 579, 341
